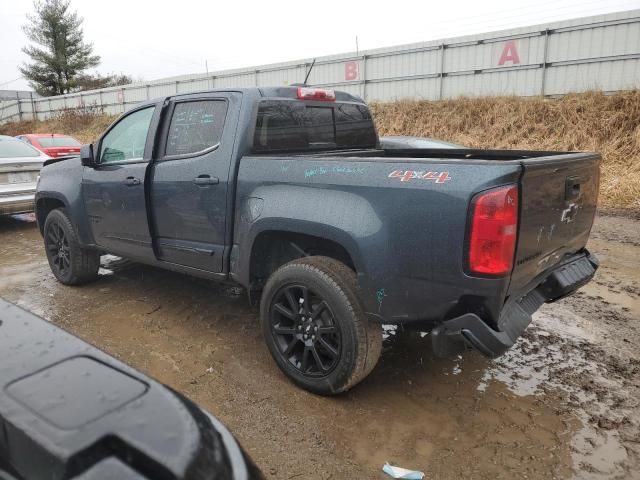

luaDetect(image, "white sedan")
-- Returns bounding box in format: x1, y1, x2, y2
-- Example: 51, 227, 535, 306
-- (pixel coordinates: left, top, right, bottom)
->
0, 135, 50, 215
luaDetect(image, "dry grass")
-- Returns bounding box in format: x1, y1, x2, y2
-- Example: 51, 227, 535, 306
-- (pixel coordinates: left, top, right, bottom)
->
371, 90, 640, 210
1, 91, 638, 209
0, 109, 116, 145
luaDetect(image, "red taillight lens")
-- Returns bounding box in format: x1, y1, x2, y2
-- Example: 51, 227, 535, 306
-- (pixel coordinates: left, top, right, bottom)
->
296, 87, 336, 101
468, 185, 519, 275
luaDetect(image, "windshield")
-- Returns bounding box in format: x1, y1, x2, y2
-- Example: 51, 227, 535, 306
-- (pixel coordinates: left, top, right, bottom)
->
38, 136, 81, 147
0, 139, 42, 158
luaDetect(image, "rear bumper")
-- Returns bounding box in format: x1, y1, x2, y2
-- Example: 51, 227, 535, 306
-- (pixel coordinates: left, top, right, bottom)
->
0, 192, 35, 215
432, 250, 598, 358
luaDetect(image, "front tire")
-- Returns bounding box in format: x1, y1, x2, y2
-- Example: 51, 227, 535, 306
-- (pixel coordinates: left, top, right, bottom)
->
260, 256, 382, 395
44, 208, 99, 285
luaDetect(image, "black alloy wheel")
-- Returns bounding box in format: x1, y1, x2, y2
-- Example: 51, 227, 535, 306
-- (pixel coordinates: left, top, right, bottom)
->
43, 208, 100, 285
260, 256, 382, 395
45, 221, 71, 277
269, 284, 342, 377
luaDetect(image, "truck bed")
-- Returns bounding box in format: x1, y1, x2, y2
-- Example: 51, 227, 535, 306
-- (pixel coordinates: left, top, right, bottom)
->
238, 147, 599, 326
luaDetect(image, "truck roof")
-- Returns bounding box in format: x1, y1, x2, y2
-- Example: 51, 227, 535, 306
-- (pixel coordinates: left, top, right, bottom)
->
137, 86, 365, 109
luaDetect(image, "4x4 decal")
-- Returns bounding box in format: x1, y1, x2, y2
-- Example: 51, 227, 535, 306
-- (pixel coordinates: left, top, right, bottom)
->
388, 170, 451, 183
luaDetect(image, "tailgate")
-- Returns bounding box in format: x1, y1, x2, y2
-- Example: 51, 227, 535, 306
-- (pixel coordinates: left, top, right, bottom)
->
509, 153, 600, 294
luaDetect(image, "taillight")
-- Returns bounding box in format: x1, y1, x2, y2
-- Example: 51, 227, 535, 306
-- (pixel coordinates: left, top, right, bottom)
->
296, 87, 336, 101
468, 185, 519, 275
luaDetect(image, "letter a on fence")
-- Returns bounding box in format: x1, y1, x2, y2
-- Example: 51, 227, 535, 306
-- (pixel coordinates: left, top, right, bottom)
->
498, 40, 520, 65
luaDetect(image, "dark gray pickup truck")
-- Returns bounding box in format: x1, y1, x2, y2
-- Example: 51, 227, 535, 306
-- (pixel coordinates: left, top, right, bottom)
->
35, 86, 600, 395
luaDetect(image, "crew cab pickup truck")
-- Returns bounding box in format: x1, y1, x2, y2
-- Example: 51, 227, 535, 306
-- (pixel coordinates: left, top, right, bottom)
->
35, 86, 600, 395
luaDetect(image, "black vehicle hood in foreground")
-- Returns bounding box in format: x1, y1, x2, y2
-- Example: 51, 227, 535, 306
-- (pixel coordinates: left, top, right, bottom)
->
0, 299, 262, 480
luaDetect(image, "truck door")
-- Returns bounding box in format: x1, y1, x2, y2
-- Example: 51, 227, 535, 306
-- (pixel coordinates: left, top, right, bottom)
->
149, 93, 239, 272
82, 104, 160, 261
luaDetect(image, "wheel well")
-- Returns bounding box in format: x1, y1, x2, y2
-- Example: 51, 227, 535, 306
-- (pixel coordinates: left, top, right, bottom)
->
36, 198, 65, 233
249, 231, 355, 288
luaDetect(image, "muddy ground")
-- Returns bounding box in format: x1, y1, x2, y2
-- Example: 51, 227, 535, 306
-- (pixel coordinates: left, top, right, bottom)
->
0, 212, 638, 479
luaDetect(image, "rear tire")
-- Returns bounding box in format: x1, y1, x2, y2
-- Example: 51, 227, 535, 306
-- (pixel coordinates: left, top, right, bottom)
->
44, 208, 99, 285
260, 256, 382, 395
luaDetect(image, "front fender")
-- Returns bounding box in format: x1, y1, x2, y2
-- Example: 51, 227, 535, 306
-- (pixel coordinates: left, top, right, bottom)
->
35, 158, 92, 246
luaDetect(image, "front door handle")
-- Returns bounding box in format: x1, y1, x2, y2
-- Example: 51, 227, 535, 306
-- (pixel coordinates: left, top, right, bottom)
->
125, 176, 141, 186
193, 175, 219, 186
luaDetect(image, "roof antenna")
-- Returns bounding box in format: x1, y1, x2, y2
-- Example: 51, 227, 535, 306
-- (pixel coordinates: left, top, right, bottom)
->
303, 58, 316, 85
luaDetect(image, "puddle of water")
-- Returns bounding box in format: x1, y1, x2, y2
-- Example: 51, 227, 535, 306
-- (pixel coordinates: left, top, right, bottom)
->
572, 424, 628, 479
479, 307, 633, 479
335, 330, 580, 478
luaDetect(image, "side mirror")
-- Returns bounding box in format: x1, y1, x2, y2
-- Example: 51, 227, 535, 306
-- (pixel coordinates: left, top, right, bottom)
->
80, 144, 95, 167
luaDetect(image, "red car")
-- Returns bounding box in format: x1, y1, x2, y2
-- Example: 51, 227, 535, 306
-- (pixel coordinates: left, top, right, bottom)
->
15, 134, 81, 158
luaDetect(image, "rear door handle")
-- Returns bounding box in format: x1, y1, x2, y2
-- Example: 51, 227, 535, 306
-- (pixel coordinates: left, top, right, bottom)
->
125, 176, 141, 186
193, 175, 219, 186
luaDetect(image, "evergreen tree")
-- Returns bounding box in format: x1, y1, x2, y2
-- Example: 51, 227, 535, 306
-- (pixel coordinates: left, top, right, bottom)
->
20, 0, 100, 96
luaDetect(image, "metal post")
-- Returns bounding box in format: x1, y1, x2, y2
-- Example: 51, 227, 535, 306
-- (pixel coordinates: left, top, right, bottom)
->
254, 70, 259, 87
146, 84, 150, 100
30, 92, 37, 121
361, 55, 367, 101
175, 81, 179, 94
211, 76, 215, 89
121, 88, 125, 113
541, 29, 550, 97
439, 44, 446, 100
16, 92, 22, 122
99, 91, 103, 114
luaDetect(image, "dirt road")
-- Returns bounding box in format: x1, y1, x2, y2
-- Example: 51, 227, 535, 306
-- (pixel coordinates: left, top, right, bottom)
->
0, 212, 638, 479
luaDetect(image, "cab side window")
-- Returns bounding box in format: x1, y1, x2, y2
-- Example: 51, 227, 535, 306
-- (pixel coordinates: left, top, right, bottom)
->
100, 107, 155, 163
165, 100, 228, 157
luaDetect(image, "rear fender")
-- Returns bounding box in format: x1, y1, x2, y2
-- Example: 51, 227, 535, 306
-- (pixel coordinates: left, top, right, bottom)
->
231, 185, 372, 287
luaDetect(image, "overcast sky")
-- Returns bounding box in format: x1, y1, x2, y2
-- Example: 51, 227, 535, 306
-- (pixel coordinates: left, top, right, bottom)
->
1, 0, 638, 91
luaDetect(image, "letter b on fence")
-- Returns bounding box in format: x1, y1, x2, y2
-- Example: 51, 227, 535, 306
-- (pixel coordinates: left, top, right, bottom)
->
345, 61, 359, 81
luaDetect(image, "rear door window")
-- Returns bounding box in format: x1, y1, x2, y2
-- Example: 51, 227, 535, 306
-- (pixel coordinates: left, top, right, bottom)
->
165, 100, 228, 157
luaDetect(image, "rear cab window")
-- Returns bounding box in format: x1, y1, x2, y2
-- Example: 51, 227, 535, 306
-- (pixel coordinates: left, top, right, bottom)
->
164, 100, 228, 157
253, 100, 377, 153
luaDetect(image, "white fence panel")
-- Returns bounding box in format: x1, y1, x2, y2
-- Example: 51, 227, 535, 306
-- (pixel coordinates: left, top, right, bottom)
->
2, 9, 639, 124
